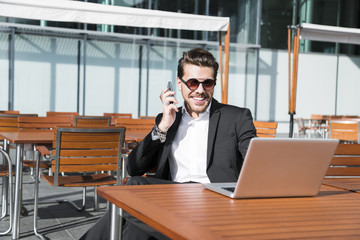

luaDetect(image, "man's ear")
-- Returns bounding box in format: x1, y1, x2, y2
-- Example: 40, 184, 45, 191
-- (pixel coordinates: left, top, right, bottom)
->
176, 77, 182, 90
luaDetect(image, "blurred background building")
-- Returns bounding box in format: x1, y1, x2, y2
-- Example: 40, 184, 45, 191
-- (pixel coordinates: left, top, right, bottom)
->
0, 0, 359, 134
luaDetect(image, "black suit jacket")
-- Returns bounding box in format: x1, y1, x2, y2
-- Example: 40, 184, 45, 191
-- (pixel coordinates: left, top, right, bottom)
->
127, 99, 257, 183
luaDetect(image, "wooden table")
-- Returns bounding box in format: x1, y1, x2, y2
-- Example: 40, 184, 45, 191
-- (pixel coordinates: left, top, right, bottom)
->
0, 131, 53, 239
98, 183, 360, 240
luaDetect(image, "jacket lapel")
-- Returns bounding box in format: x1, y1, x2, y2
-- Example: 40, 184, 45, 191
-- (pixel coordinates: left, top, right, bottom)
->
207, 99, 221, 168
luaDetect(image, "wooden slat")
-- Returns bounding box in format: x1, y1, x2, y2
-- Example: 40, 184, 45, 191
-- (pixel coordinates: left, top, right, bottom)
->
331, 157, 360, 165
60, 133, 120, 142
256, 134, 275, 138
54, 157, 118, 165
59, 149, 119, 157
0, 126, 18, 131
335, 143, 360, 155
54, 164, 117, 172
46, 111, 78, 117
326, 167, 360, 176
43, 173, 116, 187
60, 141, 119, 148
255, 129, 277, 135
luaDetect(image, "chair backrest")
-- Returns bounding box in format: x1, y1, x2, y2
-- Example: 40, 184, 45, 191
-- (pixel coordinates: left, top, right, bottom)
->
18, 116, 73, 131
51, 127, 126, 186
46, 111, 79, 117
0, 110, 20, 114
253, 121, 278, 138
329, 120, 359, 143
74, 116, 111, 127
115, 118, 155, 132
0, 115, 19, 140
103, 113, 132, 125
326, 143, 360, 177
139, 116, 156, 119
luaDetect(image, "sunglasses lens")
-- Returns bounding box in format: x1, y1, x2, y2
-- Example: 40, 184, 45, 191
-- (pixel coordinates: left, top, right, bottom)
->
183, 78, 215, 90
187, 79, 200, 90
203, 79, 215, 90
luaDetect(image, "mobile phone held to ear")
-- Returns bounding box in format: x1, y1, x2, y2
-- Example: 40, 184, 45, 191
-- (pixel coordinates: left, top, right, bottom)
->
167, 81, 173, 92
167, 81, 174, 104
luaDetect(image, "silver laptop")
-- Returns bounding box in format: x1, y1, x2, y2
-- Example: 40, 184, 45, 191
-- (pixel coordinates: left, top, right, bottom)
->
203, 138, 339, 199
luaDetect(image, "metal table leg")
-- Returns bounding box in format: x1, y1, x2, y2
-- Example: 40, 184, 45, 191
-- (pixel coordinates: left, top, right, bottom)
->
110, 204, 122, 240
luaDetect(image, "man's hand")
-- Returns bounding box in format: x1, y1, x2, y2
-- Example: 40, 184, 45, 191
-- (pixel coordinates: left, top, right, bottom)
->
158, 87, 178, 132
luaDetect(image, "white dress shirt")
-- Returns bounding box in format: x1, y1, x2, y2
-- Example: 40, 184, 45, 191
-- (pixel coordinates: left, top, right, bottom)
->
168, 102, 211, 183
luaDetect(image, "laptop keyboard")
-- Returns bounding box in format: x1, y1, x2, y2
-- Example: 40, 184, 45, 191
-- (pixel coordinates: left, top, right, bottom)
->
222, 187, 235, 192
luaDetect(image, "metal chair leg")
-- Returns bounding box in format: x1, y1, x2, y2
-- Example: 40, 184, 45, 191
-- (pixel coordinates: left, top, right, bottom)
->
59, 187, 86, 211
0, 147, 13, 236
0, 176, 9, 219
33, 150, 46, 240
94, 186, 99, 211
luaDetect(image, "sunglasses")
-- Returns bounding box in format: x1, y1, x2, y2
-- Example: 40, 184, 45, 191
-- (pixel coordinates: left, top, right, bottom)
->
180, 78, 216, 90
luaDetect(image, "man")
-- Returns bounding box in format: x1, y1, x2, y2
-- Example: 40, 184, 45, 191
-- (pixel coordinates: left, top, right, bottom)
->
127, 48, 256, 183
81, 48, 257, 240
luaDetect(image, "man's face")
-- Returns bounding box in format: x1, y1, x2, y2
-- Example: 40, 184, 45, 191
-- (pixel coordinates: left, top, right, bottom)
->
176, 64, 215, 118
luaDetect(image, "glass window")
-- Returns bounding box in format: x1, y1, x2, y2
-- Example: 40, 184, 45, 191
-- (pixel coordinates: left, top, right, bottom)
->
260, 0, 293, 49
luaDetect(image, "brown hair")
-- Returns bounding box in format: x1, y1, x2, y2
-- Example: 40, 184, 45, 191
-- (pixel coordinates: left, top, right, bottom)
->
177, 48, 219, 80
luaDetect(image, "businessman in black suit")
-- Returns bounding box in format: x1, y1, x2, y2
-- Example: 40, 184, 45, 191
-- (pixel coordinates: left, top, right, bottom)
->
80, 48, 257, 240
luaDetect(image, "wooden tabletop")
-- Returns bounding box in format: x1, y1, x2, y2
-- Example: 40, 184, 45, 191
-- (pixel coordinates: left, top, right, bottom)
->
0, 131, 53, 144
98, 183, 360, 239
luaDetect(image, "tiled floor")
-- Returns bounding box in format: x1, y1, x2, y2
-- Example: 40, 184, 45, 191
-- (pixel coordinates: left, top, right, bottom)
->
0, 172, 107, 239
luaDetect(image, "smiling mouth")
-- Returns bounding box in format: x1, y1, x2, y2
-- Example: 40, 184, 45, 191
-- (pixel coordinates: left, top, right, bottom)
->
192, 96, 207, 104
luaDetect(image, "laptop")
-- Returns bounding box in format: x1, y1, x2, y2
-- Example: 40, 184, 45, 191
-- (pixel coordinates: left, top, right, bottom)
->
202, 138, 339, 199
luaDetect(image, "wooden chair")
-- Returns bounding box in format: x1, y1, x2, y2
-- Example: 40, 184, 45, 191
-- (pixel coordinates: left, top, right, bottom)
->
74, 116, 111, 127
253, 121, 278, 138
104, 113, 132, 125
0, 146, 13, 236
295, 118, 320, 138
325, 143, 360, 177
115, 118, 155, 132
33, 127, 126, 239
329, 120, 360, 143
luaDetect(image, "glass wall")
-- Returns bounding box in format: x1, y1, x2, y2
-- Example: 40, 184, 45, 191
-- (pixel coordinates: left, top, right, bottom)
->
260, 0, 360, 56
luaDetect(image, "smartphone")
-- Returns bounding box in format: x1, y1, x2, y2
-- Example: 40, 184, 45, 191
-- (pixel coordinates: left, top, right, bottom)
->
167, 81, 174, 104
167, 81, 173, 92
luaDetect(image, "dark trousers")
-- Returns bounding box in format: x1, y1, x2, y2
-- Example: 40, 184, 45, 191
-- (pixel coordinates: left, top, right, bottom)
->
80, 176, 175, 240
